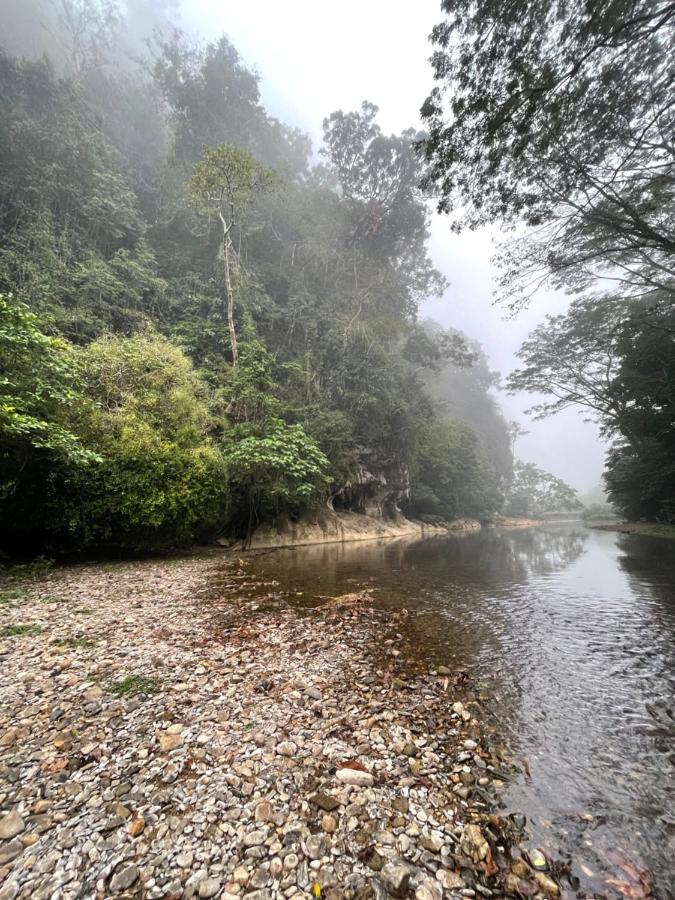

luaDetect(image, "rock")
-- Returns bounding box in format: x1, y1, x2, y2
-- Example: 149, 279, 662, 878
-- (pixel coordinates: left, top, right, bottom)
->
321, 814, 337, 833
0, 840, 23, 865
336, 768, 373, 787
416, 877, 443, 900
534, 872, 560, 897
243, 830, 266, 848
420, 833, 443, 853
437, 870, 465, 890
380, 862, 412, 896
392, 797, 409, 814
0, 728, 18, 748
110, 864, 139, 892
305, 834, 329, 860
198, 877, 222, 898
159, 731, 182, 751
233, 866, 250, 884
310, 793, 340, 812
527, 848, 547, 870
0, 810, 25, 840
460, 824, 489, 862
276, 741, 297, 756
254, 800, 274, 822
128, 814, 145, 837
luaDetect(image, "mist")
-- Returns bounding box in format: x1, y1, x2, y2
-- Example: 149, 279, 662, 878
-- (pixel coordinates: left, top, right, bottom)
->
181, 0, 607, 493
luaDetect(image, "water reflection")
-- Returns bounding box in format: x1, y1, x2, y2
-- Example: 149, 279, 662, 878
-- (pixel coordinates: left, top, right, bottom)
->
234, 526, 675, 898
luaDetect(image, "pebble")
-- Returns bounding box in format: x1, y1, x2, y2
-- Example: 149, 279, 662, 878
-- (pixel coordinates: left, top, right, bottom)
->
0, 811, 25, 840
335, 768, 373, 787
198, 877, 222, 898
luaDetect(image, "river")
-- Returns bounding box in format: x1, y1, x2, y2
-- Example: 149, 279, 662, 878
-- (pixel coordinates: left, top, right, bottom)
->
240, 524, 675, 898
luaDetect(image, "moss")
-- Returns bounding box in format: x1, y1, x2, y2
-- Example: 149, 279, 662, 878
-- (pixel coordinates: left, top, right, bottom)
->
0, 623, 43, 637
107, 674, 161, 697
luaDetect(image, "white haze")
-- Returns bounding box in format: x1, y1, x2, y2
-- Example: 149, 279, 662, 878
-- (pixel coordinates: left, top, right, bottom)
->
179, 0, 607, 493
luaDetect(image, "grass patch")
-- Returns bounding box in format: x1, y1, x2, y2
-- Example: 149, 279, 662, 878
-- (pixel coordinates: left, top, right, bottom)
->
54, 634, 99, 649
0, 589, 28, 605
0, 557, 54, 580
0, 623, 43, 638
107, 674, 161, 697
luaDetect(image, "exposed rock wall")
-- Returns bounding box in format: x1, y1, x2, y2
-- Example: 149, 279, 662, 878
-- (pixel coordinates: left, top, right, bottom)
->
241, 509, 480, 550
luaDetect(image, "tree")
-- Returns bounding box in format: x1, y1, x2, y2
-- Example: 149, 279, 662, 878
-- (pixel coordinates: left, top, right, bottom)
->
222, 419, 330, 535
505, 461, 581, 518
0, 293, 95, 498
408, 417, 498, 521
187, 144, 279, 369
420, 0, 675, 307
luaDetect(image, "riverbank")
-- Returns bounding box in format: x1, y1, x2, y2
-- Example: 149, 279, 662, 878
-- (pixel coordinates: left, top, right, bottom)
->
233, 510, 480, 550
590, 521, 675, 539
0, 554, 563, 900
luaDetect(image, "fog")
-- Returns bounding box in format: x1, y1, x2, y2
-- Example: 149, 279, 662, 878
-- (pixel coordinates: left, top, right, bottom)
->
181, 0, 607, 492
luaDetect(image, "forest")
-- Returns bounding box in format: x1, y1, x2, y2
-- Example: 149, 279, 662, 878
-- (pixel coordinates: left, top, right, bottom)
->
1, 0, 672, 555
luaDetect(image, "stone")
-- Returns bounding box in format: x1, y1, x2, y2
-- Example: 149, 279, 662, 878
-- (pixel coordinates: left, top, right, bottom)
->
416, 877, 443, 900
198, 877, 222, 898
0, 840, 23, 866
528, 848, 547, 870
305, 834, 329, 860
243, 830, 266, 848
420, 833, 443, 853
437, 870, 465, 890
321, 814, 337, 834
534, 872, 560, 897
460, 824, 489, 862
159, 731, 182, 752
335, 768, 373, 787
254, 800, 274, 823
310, 793, 340, 812
110, 864, 139, 892
380, 863, 411, 896
0, 810, 25, 840
128, 815, 145, 837
276, 741, 297, 756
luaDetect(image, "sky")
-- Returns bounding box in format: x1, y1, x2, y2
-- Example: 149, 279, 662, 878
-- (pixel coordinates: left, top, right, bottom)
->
179, 0, 607, 493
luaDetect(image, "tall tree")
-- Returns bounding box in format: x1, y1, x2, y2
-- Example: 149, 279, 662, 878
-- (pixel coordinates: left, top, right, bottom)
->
187, 144, 278, 370
420, 0, 675, 307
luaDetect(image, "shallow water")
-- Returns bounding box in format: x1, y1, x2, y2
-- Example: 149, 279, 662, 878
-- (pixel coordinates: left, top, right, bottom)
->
238, 525, 675, 898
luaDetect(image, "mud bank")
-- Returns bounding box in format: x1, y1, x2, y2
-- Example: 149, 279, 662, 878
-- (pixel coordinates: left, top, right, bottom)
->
236, 510, 481, 550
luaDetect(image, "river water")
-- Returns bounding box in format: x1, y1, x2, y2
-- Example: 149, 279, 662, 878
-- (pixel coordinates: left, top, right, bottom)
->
241, 524, 675, 898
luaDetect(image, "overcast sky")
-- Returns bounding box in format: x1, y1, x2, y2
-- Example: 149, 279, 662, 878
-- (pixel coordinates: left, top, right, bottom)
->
180, 0, 607, 493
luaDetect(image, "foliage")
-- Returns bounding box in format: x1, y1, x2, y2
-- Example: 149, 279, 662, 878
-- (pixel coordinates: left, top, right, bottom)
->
407, 418, 499, 521
0, 293, 96, 506
0, 10, 515, 553
421, 0, 675, 307
222, 419, 331, 531
509, 296, 675, 522
504, 461, 581, 519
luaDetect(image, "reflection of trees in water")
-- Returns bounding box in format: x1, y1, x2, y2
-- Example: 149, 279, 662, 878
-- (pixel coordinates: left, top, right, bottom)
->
402, 526, 588, 586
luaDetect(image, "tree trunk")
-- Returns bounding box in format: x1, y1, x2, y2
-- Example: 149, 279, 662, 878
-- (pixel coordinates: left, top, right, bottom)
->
223, 234, 238, 370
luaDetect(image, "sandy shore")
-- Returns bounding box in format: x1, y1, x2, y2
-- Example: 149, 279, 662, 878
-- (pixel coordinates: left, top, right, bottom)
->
0, 554, 562, 899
